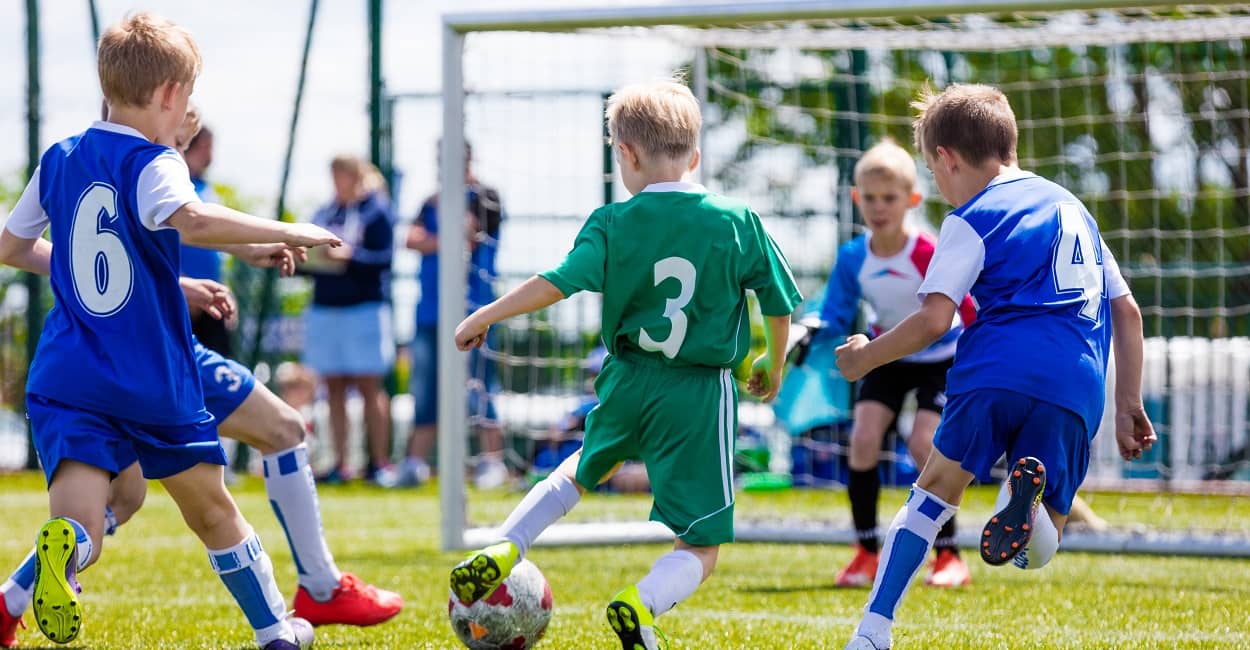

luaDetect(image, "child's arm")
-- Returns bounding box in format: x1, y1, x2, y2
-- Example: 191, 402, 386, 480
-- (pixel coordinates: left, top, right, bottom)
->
180, 277, 235, 321
167, 203, 340, 249
1109, 293, 1156, 461
455, 276, 565, 350
748, 314, 791, 402
835, 293, 956, 382
0, 230, 52, 275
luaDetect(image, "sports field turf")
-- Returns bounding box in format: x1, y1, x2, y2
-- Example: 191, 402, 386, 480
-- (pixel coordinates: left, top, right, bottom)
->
0, 472, 1247, 649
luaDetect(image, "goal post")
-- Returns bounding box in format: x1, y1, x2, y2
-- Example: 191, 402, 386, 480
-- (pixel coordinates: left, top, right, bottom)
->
436, 1, 1250, 555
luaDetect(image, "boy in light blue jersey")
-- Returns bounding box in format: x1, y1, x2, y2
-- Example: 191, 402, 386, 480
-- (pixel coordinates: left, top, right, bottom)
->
0, 13, 340, 649
836, 84, 1157, 650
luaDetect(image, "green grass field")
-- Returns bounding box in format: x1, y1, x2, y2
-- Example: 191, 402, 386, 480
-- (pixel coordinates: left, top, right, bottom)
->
1, 472, 1247, 649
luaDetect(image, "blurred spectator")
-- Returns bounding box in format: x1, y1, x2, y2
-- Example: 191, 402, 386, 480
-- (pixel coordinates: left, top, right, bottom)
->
177, 124, 236, 356
402, 141, 507, 488
301, 155, 397, 486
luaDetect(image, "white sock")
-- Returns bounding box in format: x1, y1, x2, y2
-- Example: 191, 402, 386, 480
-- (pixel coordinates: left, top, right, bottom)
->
635, 550, 704, 617
208, 533, 294, 647
65, 517, 92, 571
1, 550, 36, 617
263, 445, 342, 601
499, 472, 581, 558
859, 486, 957, 644
996, 483, 1060, 570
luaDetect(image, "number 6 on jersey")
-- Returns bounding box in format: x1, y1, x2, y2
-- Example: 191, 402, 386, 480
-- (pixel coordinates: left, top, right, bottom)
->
639, 256, 697, 359
1052, 202, 1104, 323
70, 182, 133, 316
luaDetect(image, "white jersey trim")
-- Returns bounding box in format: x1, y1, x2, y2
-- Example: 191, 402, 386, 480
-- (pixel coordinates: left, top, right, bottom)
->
1100, 238, 1131, 299
4, 167, 48, 239
641, 181, 706, 194
918, 215, 985, 305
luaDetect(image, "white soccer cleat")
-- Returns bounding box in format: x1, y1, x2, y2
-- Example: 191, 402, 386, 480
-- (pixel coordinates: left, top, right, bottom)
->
844, 633, 890, 650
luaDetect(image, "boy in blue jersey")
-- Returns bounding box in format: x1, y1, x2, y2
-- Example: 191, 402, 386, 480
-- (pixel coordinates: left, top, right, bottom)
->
836, 84, 1157, 650
0, 13, 341, 649
0, 112, 403, 648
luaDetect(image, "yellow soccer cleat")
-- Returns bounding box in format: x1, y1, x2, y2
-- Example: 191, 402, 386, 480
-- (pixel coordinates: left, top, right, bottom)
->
606, 585, 666, 650
32, 518, 82, 645
449, 541, 519, 605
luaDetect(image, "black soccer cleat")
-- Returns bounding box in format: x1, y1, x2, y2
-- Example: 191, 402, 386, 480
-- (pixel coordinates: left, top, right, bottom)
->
981, 457, 1046, 567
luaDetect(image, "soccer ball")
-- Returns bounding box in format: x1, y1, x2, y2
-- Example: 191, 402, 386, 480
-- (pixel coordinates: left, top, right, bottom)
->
448, 559, 553, 649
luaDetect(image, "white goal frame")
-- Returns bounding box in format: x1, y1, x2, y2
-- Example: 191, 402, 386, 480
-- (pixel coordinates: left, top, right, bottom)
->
437, 0, 1250, 555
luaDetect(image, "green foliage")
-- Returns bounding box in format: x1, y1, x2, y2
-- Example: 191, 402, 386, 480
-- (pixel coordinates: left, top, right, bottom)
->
0, 474, 1246, 648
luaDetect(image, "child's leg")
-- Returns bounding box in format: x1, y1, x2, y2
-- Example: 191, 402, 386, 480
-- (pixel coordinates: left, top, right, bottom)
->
608, 541, 715, 650
3, 461, 120, 623
854, 450, 970, 648
30, 461, 109, 643
847, 401, 894, 555
160, 463, 303, 648
991, 479, 1062, 570
450, 451, 592, 604
220, 384, 342, 598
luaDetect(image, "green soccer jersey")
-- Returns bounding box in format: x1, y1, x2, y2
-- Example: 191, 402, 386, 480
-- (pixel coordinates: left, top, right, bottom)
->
540, 182, 802, 369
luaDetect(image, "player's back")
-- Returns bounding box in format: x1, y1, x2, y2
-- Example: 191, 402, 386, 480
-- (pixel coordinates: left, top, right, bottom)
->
594, 182, 795, 370
932, 171, 1115, 432
29, 122, 206, 426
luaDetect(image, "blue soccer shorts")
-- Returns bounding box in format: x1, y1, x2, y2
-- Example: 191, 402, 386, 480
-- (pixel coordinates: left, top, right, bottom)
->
933, 388, 1091, 515
27, 394, 225, 483
194, 337, 256, 423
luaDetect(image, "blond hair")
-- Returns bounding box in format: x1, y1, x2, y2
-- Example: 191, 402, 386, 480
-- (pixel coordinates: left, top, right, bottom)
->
98, 13, 201, 108
605, 80, 701, 161
853, 138, 918, 189
331, 154, 388, 198
912, 83, 1017, 166
174, 104, 203, 152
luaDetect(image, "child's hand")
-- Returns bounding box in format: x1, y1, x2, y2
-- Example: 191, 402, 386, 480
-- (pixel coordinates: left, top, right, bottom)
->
1115, 405, 1157, 461
237, 243, 305, 277
747, 353, 783, 402
835, 333, 873, 382
455, 315, 490, 351
287, 223, 343, 249
180, 277, 234, 321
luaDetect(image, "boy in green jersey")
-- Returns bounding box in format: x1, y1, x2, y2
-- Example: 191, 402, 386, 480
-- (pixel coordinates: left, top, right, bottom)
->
449, 79, 802, 649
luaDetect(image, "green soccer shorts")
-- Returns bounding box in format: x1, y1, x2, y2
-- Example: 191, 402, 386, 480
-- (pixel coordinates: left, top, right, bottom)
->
575, 351, 737, 546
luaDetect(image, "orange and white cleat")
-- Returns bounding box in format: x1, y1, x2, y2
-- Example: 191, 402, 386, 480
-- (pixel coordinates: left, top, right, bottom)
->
925, 548, 971, 587
293, 573, 403, 627
0, 592, 25, 648
834, 545, 880, 588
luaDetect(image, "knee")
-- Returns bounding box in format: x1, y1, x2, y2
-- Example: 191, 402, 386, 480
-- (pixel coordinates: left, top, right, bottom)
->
109, 483, 147, 526
848, 427, 883, 469
181, 494, 241, 541
268, 404, 308, 452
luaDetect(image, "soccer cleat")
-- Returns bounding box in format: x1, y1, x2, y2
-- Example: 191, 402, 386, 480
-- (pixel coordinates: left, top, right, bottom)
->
0, 592, 26, 648
925, 549, 972, 587
981, 457, 1046, 566
844, 633, 890, 650
605, 586, 662, 650
834, 545, 879, 588
449, 541, 519, 605
32, 518, 82, 645
292, 573, 403, 627
261, 616, 315, 649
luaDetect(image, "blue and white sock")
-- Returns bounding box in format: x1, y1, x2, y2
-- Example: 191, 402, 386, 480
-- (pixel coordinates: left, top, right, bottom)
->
208, 533, 294, 647
103, 506, 119, 537
62, 517, 92, 572
263, 445, 341, 601
857, 486, 958, 645
499, 472, 581, 559
636, 550, 704, 617
1, 550, 36, 617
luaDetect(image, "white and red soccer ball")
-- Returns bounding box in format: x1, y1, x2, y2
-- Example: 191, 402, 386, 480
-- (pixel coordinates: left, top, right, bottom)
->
448, 559, 553, 650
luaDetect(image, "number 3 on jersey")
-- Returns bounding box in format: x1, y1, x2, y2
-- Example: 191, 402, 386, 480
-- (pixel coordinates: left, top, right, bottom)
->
639, 256, 697, 359
1053, 202, 1104, 323
70, 182, 133, 316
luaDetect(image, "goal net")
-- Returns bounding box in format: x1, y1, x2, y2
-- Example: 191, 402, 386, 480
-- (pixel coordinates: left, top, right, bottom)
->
431, 1, 1250, 557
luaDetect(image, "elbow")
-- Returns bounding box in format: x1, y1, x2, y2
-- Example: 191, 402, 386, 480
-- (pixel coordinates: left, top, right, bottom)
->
1111, 294, 1142, 326
923, 312, 952, 342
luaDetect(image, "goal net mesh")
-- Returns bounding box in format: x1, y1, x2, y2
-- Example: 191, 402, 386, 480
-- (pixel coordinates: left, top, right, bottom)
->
434, 3, 1250, 556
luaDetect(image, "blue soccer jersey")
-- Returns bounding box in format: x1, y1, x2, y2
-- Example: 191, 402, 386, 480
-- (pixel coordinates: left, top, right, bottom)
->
9, 121, 208, 426
918, 171, 1130, 433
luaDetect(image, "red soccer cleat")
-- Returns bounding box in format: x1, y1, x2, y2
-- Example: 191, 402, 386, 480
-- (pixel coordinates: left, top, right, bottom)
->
293, 573, 403, 627
0, 592, 25, 648
834, 545, 880, 588
925, 548, 972, 587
